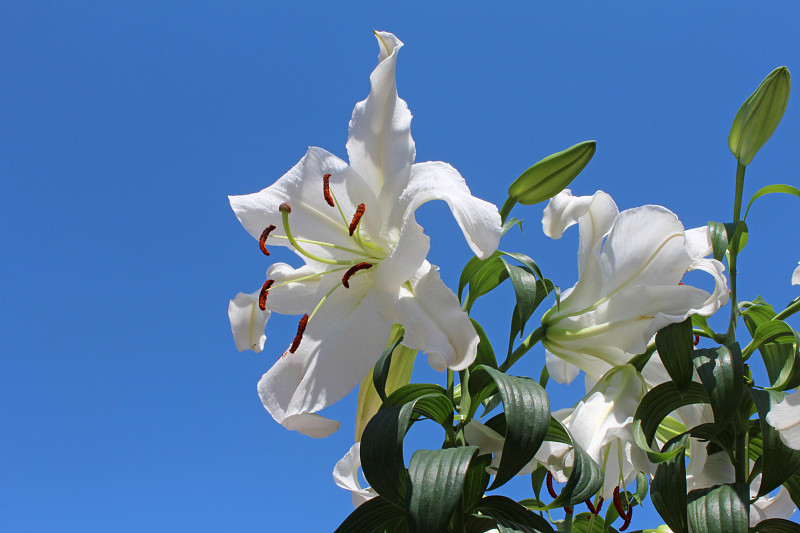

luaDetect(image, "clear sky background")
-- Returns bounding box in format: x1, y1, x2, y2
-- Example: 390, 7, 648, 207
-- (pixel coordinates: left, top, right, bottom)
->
2, 3, 799, 532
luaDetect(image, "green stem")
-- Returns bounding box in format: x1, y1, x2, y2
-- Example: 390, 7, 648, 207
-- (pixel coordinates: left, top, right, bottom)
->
725, 162, 747, 345
776, 297, 800, 321
499, 325, 547, 373
735, 426, 749, 483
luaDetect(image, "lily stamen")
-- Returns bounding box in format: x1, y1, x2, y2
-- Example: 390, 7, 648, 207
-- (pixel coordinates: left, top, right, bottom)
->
585, 496, 603, 515
259, 279, 275, 310
342, 262, 373, 288
259, 225, 277, 256
323, 174, 335, 207
613, 486, 633, 530
279, 202, 355, 266
546, 471, 558, 499
289, 314, 309, 353
349, 204, 366, 236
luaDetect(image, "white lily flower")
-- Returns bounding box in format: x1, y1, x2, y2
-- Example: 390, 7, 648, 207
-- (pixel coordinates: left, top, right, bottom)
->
766, 389, 800, 450
541, 190, 729, 385
792, 261, 800, 285
228, 31, 502, 437
686, 441, 796, 526
333, 442, 377, 508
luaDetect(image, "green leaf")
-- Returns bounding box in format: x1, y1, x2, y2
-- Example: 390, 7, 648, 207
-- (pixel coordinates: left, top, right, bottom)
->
687, 483, 750, 533
361, 392, 454, 505
571, 512, 617, 533
530, 465, 547, 501
467, 366, 550, 489
751, 389, 800, 496
743, 184, 800, 221
387, 384, 448, 407
742, 320, 797, 360
691, 343, 744, 433
406, 446, 479, 533
472, 319, 499, 369
334, 495, 405, 533
634, 381, 709, 447
741, 301, 800, 390
544, 420, 605, 509
502, 260, 539, 338
782, 472, 800, 508
656, 318, 695, 394
473, 495, 555, 533
708, 221, 729, 261
462, 454, 492, 513
372, 333, 406, 405
751, 518, 800, 533
651, 435, 690, 533
502, 217, 524, 236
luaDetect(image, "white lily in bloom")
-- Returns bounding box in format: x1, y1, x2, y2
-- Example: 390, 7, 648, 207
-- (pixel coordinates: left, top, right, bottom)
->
228, 31, 502, 438
766, 389, 800, 450
686, 441, 796, 526
541, 190, 729, 385
333, 442, 377, 508
792, 261, 800, 285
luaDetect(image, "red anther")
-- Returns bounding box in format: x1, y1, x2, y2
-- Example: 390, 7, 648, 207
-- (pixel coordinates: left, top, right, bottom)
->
596, 497, 604, 514
279, 202, 292, 213
289, 314, 309, 353
585, 498, 600, 515
349, 203, 366, 236
322, 174, 335, 207
258, 279, 275, 311
613, 487, 625, 516
565, 506, 573, 514
620, 507, 633, 531
259, 225, 276, 256
694, 334, 700, 346
546, 471, 558, 499
342, 262, 373, 288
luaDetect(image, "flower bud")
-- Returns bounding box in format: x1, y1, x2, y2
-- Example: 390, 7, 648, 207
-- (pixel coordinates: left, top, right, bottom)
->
728, 66, 790, 166
507, 140, 596, 205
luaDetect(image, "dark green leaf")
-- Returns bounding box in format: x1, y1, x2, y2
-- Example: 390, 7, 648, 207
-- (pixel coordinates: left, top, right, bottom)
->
472, 319, 499, 369
744, 184, 800, 221
651, 435, 690, 533
386, 384, 448, 407
334, 495, 405, 533
743, 320, 797, 361
691, 343, 744, 433
373, 333, 406, 405
751, 518, 800, 533
406, 446, 479, 533
463, 453, 492, 513
656, 318, 695, 394
751, 389, 800, 496
687, 483, 749, 533
708, 221, 728, 261
571, 512, 617, 533
458, 251, 505, 302
467, 366, 550, 489
634, 382, 709, 447
531, 465, 547, 501
503, 260, 539, 337
473, 495, 555, 533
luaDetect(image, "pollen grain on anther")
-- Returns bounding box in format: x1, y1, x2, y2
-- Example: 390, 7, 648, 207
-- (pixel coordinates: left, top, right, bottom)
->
289, 314, 309, 353
322, 174, 335, 207
258, 279, 275, 310
259, 225, 277, 255
348, 203, 366, 236
342, 262, 373, 288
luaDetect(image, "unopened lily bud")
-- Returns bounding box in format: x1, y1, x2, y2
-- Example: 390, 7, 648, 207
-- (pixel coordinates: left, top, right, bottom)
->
508, 140, 596, 205
728, 66, 790, 166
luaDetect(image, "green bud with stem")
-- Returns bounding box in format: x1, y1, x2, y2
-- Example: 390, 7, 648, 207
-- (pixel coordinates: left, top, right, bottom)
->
507, 140, 596, 206
729, 66, 790, 166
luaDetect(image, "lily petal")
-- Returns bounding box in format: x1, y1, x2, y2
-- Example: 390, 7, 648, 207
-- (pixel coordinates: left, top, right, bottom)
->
377, 161, 502, 289
228, 291, 270, 352
346, 31, 415, 205
766, 389, 800, 450
257, 277, 393, 437
229, 147, 381, 263
333, 442, 378, 508
389, 261, 479, 372
793, 261, 800, 286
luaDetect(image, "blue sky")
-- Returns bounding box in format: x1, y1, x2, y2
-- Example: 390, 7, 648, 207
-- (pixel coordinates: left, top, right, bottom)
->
2, 3, 799, 531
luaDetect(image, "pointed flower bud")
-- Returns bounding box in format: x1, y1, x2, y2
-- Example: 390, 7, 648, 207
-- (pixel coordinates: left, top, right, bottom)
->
728, 66, 790, 166
507, 140, 596, 205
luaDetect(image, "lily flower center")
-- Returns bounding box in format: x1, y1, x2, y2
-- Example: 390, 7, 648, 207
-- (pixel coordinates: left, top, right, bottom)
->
254, 173, 393, 354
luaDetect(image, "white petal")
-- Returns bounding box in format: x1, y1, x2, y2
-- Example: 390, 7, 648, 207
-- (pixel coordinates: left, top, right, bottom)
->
387, 262, 478, 372
544, 350, 582, 385
793, 261, 800, 286
377, 162, 502, 289
750, 486, 796, 526
229, 147, 382, 263
766, 389, 800, 450
261, 262, 326, 316
333, 442, 378, 508
346, 31, 415, 204
228, 291, 270, 352
257, 278, 394, 437
542, 190, 618, 276
464, 420, 504, 472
